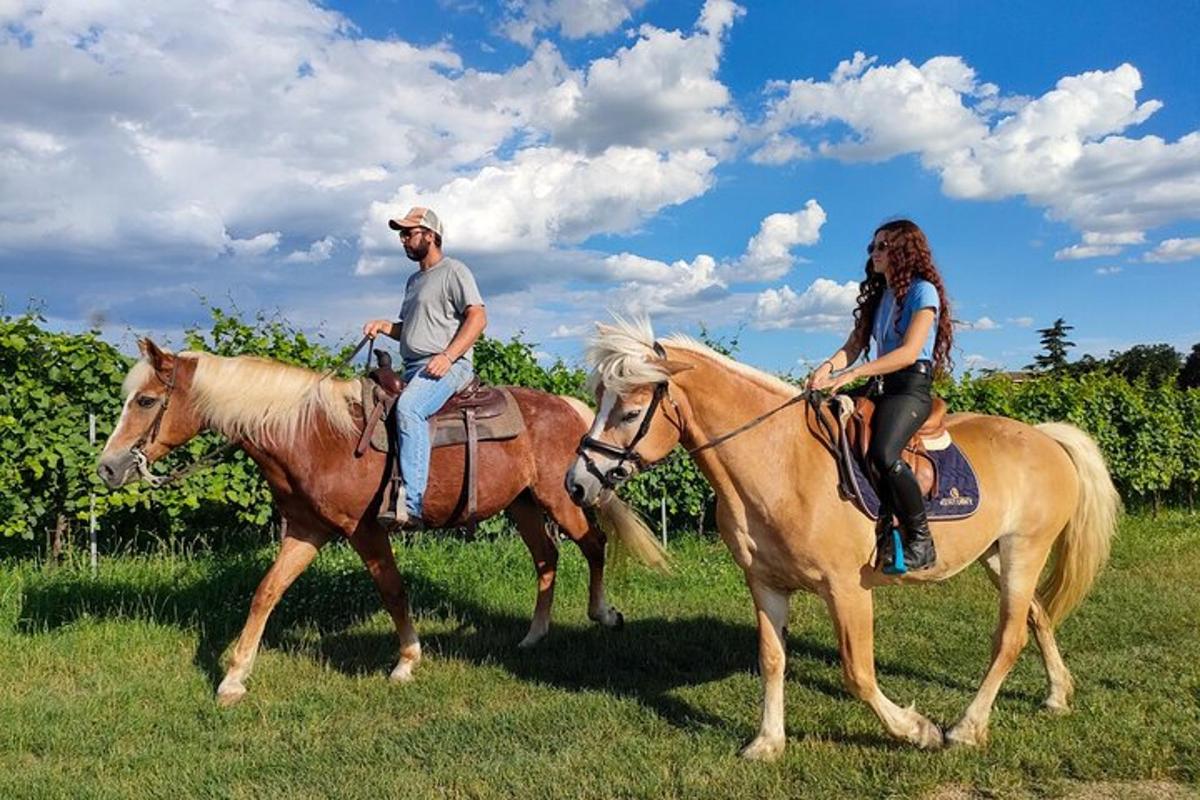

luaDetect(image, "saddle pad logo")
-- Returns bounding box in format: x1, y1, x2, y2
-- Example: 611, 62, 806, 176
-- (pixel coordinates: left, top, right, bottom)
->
939, 486, 975, 507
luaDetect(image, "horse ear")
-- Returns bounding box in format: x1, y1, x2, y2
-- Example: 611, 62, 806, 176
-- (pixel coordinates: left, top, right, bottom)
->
656, 358, 694, 376
138, 338, 171, 373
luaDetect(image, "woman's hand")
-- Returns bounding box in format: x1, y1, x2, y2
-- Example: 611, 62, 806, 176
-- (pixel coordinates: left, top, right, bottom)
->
825, 367, 860, 394
807, 361, 835, 391
810, 364, 860, 394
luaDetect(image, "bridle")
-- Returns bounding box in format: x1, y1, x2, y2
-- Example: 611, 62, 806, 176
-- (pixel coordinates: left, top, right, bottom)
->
576, 379, 672, 490
126, 356, 182, 486
575, 341, 831, 491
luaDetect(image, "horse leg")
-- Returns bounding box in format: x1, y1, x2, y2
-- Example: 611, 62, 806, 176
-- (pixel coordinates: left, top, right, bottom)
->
348, 528, 422, 683
947, 536, 1048, 747
823, 583, 944, 749
540, 491, 623, 629
978, 546, 1074, 713
217, 527, 330, 707
740, 579, 791, 761
507, 494, 560, 649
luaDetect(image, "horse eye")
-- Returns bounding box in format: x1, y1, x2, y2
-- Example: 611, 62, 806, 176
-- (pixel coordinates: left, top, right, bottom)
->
136, 395, 158, 409
621, 409, 641, 424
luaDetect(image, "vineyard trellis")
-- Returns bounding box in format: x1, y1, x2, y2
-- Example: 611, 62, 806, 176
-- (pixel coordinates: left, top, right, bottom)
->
3, 304, 1198, 557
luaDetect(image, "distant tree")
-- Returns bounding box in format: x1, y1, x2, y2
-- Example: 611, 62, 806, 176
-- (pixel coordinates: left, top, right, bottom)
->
1180, 343, 1200, 390
1064, 353, 1105, 378
1107, 344, 1182, 387
1027, 318, 1075, 372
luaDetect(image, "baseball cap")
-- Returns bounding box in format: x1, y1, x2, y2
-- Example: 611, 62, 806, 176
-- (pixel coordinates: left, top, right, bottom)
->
388, 206, 444, 237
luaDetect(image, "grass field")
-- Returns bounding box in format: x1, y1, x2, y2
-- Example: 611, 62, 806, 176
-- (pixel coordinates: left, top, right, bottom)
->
1, 513, 1197, 799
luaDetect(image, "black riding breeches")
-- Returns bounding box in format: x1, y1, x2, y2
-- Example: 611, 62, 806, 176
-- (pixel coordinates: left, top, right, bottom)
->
867, 367, 933, 522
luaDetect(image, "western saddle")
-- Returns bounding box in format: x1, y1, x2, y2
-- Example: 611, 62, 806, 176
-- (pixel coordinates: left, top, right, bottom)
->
355, 351, 522, 526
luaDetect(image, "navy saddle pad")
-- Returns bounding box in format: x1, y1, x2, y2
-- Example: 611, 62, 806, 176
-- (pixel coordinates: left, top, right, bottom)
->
847, 443, 981, 521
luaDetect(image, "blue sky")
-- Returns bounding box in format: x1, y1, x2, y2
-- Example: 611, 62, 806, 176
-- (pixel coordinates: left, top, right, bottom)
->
3, 0, 1198, 374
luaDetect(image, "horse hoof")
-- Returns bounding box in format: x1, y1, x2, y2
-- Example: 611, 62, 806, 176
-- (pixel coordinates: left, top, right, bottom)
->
944, 721, 984, 749
216, 684, 246, 708
1043, 698, 1071, 716
739, 735, 785, 761
517, 633, 545, 650
389, 663, 416, 684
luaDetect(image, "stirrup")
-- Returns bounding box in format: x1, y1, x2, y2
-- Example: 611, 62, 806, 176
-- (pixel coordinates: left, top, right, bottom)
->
881, 527, 908, 575
377, 476, 408, 528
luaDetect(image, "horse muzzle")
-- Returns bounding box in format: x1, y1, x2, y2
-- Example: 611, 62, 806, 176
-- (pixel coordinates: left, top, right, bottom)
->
565, 458, 606, 508
97, 451, 139, 489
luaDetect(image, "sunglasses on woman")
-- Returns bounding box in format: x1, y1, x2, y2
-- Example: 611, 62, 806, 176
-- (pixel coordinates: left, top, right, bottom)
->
867, 240, 892, 255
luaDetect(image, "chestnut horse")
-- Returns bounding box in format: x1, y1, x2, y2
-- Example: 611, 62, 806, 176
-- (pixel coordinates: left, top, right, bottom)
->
567, 318, 1119, 758
98, 339, 665, 707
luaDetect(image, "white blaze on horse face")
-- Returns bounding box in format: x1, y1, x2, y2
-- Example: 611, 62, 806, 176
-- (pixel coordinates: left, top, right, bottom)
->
100, 385, 142, 459
588, 388, 617, 442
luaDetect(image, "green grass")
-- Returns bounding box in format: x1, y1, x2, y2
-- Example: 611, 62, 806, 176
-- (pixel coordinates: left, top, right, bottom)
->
1, 514, 1198, 799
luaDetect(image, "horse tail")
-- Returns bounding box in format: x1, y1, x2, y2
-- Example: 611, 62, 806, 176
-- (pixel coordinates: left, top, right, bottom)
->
593, 492, 671, 574
1035, 422, 1122, 626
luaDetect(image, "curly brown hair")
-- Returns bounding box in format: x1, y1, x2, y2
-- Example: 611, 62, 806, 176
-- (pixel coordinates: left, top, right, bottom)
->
848, 219, 954, 376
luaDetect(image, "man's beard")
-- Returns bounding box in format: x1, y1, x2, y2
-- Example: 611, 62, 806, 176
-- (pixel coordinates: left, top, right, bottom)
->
404, 242, 430, 261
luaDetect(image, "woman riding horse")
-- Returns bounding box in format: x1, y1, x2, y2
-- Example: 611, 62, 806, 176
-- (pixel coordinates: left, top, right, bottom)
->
808, 219, 954, 573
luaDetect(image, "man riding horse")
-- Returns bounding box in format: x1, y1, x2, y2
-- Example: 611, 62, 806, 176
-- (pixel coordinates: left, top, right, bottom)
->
362, 206, 487, 530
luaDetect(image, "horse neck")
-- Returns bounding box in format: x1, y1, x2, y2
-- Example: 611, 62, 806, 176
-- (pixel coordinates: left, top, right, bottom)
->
668, 348, 827, 498
188, 357, 355, 492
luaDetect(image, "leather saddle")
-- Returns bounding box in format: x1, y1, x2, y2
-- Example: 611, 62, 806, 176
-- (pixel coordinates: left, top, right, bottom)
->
354, 351, 525, 526
840, 395, 950, 500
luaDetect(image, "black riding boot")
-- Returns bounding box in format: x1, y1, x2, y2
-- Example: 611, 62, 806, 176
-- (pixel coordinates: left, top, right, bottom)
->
885, 460, 938, 572
875, 505, 900, 572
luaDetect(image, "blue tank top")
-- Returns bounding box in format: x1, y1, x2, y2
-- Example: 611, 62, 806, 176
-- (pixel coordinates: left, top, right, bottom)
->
872, 279, 939, 361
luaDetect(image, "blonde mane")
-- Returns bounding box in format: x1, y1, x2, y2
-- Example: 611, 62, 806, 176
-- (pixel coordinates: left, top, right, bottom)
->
126, 351, 361, 447
585, 316, 796, 398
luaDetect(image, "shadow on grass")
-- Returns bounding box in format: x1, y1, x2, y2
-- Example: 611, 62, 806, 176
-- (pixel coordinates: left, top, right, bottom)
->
16, 553, 982, 742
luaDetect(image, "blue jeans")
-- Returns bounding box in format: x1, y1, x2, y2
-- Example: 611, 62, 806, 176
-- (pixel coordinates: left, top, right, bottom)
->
394, 357, 475, 518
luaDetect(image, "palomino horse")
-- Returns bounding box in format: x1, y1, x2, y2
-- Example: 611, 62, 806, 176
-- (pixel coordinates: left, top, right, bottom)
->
567, 318, 1119, 758
98, 339, 665, 707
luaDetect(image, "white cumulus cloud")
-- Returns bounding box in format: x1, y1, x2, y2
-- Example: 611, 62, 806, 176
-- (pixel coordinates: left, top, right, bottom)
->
751, 278, 859, 331
736, 200, 827, 281
750, 55, 1200, 241
1144, 237, 1200, 263
355, 146, 718, 274
285, 236, 337, 264
502, 0, 648, 45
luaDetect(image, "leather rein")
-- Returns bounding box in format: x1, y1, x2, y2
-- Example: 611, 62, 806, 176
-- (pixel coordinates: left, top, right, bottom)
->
576, 342, 841, 490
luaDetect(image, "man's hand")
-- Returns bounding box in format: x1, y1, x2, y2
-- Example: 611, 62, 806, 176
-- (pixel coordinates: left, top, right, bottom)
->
423, 352, 452, 378
362, 319, 395, 338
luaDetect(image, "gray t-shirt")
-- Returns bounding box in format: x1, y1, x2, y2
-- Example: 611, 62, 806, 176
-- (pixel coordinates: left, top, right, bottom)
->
398, 256, 484, 366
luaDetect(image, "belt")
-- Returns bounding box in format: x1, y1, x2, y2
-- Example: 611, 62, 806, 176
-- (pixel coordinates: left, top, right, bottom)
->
899, 359, 933, 377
